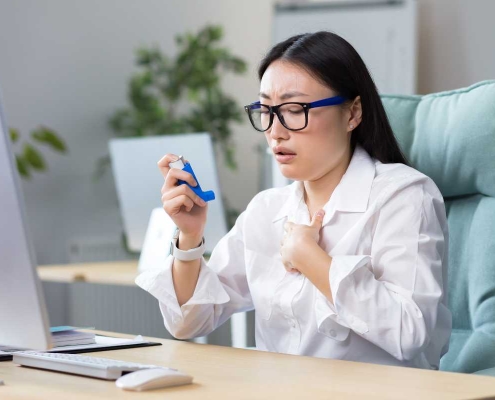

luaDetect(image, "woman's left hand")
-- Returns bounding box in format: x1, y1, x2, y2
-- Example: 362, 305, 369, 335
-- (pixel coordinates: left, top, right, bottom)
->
280, 209, 325, 273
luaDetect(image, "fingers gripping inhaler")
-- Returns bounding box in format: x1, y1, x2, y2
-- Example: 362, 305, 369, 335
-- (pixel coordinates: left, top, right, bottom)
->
169, 155, 215, 202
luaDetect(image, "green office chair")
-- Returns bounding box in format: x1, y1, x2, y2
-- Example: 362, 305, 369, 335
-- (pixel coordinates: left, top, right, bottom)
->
381, 80, 495, 375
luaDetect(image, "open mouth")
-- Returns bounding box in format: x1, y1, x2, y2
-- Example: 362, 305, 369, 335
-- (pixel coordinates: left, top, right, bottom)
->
273, 146, 297, 162
274, 152, 297, 163
275, 150, 296, 156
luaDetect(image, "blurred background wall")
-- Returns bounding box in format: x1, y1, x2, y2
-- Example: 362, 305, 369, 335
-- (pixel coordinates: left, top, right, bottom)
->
0, 0, 494, 265
417, 0, 495, 93
0, 0, 272, 264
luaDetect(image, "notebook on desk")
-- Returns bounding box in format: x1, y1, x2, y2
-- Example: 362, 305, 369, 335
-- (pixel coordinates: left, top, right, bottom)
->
50, 326, 96, 347
0, 334, 162, 361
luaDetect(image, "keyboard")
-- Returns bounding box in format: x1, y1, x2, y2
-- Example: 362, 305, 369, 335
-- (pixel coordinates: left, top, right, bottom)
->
13, 351, 175, 380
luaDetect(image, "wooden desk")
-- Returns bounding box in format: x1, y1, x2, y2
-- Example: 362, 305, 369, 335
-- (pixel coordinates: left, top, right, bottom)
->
1, 331, 495, 399
38, 260, 139, 286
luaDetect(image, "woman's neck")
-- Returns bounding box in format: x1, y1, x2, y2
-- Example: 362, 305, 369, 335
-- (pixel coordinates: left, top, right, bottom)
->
303, 147, 352, 216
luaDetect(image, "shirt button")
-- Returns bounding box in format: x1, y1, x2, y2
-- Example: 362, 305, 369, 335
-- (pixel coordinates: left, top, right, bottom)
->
329, 329, 337, 338
290, 321, 296, 328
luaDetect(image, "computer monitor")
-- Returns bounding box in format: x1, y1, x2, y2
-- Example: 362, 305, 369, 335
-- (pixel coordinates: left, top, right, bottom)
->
0, 90, 52, 350
109, 134, 228, 253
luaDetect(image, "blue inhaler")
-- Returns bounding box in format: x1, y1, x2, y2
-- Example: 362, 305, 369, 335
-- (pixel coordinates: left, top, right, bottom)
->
169, 155, 215, 202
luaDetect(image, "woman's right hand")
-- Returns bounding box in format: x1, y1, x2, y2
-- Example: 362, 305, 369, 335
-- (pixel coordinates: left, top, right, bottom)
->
158, 154, 208, 240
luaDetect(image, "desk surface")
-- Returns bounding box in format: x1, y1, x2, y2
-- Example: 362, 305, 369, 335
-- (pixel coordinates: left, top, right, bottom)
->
1, 331, 495, 399
38, 260, 139, 286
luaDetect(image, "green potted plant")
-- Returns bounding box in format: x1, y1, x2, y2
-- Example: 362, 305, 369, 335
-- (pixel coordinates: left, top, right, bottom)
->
98, 25, 247, 173
101, 24, 247, 230
9, 126, 67, 179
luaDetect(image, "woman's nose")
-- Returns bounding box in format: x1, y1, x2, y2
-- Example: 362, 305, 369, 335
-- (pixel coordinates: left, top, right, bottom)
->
268, 112, 290, 140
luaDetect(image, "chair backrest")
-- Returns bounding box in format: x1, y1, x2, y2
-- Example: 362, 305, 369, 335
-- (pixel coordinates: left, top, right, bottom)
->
381, 81, 495, 373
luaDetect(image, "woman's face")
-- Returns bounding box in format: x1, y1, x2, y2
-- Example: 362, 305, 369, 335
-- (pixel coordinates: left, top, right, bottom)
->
260, 60, 353, 182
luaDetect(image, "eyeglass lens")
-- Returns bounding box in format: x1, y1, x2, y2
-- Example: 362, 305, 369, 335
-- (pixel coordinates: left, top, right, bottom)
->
249, 103, 306, 131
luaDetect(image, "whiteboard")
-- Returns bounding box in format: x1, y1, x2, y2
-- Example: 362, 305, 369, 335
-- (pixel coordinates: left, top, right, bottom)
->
274, 0, 417, 95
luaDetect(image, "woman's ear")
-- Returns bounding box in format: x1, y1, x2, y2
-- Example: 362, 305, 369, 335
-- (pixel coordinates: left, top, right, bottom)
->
348, 96, 362, 132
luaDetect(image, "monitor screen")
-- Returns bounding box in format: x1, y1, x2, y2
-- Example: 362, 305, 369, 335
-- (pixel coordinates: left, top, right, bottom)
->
0, 90, 52, 350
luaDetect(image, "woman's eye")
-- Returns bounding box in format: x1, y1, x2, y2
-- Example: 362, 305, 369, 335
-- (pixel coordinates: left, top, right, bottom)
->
288, 108, 304, 114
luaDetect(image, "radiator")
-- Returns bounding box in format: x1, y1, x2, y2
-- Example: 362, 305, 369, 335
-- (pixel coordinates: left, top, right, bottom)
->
42, 281, 236, 346
66, 236, 135, 264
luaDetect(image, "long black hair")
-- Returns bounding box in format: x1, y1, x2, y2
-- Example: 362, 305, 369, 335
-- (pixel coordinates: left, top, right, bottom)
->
258, 31, 408, 165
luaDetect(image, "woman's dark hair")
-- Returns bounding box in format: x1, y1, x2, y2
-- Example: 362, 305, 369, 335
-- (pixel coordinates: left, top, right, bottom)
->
258, 31, 408, 165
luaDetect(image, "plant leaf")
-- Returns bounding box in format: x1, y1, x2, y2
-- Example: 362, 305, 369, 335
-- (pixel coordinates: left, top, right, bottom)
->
9, 128, 20, 143
23, 143, 46, 170
93, 154, 111, 181
136, 48, 152, 66
16, 155, 30, 178
225, 145, 237, 171
31, 127, 67, 152
107, 24, 247, 172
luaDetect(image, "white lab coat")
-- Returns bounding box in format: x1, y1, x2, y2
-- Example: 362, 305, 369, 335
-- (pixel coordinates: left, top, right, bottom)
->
136, 144, 452, 369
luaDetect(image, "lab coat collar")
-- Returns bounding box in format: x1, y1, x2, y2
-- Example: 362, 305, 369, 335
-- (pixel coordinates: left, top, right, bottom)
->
272, 144, 376, 224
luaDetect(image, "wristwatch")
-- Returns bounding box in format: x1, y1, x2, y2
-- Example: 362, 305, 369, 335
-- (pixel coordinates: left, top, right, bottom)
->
170, 227, 206, 261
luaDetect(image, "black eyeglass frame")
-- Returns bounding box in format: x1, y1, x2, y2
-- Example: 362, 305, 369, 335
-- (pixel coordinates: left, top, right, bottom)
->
244, 95, 348, 132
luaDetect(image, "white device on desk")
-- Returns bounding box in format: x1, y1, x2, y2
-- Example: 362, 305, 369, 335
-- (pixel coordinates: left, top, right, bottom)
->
116, 368, 193, 391
12, 352, 193, 390
13, 352, 163, 380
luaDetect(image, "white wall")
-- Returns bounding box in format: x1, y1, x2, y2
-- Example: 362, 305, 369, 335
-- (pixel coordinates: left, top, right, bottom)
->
0, 0, 273, 264
417, 0, 495, 93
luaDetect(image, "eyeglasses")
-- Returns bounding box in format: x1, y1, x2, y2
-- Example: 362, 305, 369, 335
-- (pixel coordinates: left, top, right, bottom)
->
244, 95, 347, 132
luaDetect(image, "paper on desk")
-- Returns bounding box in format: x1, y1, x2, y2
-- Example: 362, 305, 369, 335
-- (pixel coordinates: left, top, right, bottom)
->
0, 335, 146, 356
47, 335, 146, 352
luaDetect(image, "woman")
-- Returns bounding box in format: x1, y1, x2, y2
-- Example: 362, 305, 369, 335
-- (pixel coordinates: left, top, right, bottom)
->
137, 31, 452, 370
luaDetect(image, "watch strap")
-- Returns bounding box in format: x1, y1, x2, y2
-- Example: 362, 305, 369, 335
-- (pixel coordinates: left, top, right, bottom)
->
170, 228, 206, 261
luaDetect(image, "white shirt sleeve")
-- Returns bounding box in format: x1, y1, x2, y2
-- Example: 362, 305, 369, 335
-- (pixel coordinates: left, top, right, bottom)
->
319, 181, 448, 361
135, 211, 253, 340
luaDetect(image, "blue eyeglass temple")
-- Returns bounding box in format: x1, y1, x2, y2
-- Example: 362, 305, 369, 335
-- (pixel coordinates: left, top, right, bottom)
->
249, 95, 347, 109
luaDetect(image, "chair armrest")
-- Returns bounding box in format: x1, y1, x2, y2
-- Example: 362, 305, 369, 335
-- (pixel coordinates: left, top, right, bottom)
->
473, 367, 495, 377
